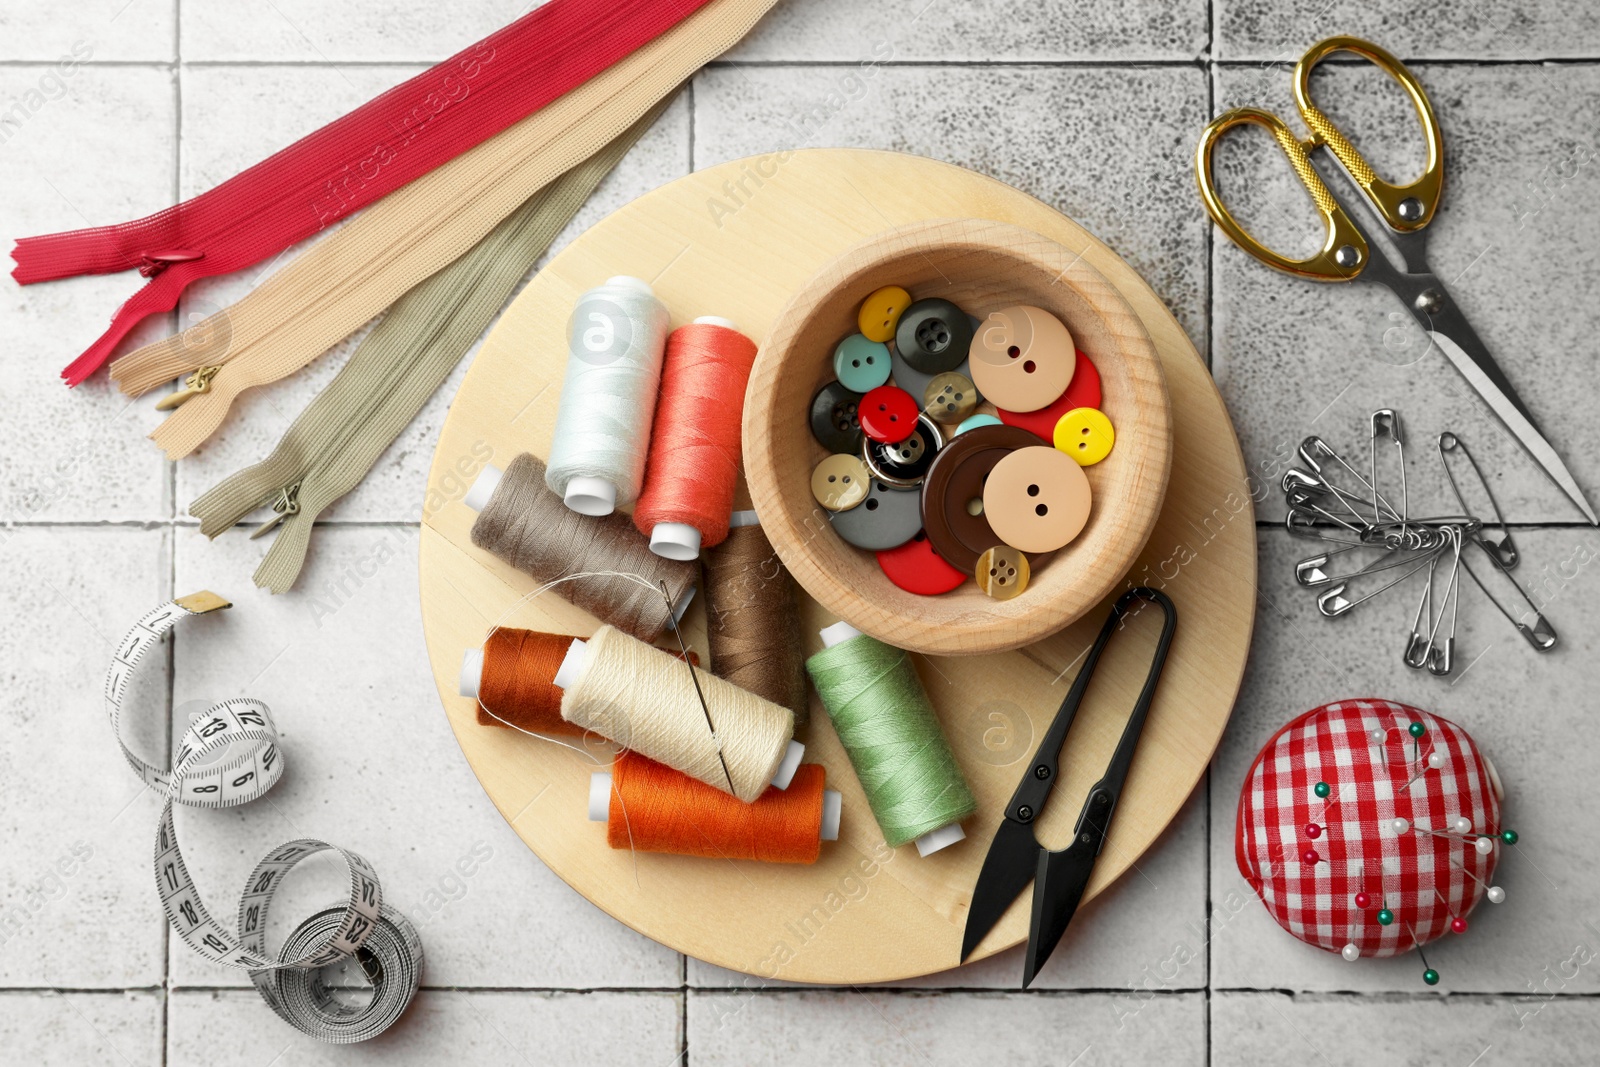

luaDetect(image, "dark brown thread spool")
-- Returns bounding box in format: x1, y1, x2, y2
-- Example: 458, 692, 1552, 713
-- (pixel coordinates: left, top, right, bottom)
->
469, 453, 698, 643
703, 513, 808, 728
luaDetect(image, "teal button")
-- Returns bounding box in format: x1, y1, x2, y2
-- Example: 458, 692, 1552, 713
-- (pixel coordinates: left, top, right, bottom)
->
833, 334, 891, 392
954, 413, 1002, 436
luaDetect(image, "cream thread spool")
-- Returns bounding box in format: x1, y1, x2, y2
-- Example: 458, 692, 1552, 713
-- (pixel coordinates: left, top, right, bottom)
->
543, 626, 803, 801
545, 276, 670, 516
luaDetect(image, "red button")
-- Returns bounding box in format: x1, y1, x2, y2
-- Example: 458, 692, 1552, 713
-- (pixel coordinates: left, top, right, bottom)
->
996, 350, 1102, 438
876, 529, 968, 595
859, 385, 920, 444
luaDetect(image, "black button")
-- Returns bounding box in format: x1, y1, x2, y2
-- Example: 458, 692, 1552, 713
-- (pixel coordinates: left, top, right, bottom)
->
895, 298, 973, 375
863, 415, 942, 486
810, 380, 864, 455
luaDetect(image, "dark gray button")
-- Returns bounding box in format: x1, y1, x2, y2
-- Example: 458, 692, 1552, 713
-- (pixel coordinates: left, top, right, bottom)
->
830, 478, 923, 550
894, 298, 974, 375
810, 380, 864, 455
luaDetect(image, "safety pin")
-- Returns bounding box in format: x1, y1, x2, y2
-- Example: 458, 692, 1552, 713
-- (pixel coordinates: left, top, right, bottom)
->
1299, 541, 1441, 588
1284, 489, 1372, 535
1283, 468, 1401, 528
1403, 553, 1438, 669
1295, 539, 1404, 585
1459, 547, 1557, 652
1317, 550, 1437, 617
1300, 435, 1403, 520
1370, 410, 1408, 539
1285, 507, 1372, 544
1423, 527, 1462, 676
1438, 432, 1518, 570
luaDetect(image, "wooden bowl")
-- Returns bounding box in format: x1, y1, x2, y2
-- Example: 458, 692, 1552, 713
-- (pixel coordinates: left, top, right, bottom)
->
743, 218, 1173, 656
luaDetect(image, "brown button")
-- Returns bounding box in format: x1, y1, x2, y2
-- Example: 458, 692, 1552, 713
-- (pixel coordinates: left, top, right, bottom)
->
968, 306, 1075, 413
919, 424, 1046, 572
922, 372, 978, 425
975, 545, 1030, 599
981, 445, 1091, 553
811, 453, 870, 511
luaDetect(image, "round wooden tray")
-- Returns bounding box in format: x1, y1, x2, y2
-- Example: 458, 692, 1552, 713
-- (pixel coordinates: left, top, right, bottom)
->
419, 149, 1257, 984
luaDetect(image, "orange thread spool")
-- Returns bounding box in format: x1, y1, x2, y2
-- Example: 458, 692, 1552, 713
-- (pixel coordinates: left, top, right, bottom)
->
473, 627, 700, 737
633, 320, 759, 558
606, 752, 825, 864
477, 628, 584, 736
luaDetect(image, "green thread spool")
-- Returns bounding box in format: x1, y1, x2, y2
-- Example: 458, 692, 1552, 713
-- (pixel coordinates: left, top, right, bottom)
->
805, 622, 977, 855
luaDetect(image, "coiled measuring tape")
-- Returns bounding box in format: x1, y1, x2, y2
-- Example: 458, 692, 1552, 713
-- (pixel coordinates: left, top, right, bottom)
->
106, 592, 423, 1042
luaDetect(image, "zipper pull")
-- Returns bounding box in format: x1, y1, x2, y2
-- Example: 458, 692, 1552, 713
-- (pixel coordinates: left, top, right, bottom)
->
154, 365, 223, 411
249, 483, 302, 541
138, 250, 205, 279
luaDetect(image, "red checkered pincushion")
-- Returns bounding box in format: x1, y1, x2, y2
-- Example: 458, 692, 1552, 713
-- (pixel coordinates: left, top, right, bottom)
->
1236, 699, 1506, 960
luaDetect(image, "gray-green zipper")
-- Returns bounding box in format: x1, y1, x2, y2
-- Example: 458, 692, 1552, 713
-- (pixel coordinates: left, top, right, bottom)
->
189, 96, 675, 593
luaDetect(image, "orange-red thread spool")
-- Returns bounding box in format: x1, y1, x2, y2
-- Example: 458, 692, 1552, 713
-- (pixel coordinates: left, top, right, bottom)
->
592, 752, 837, 864
461, 627, 696, 737
633, 319, 759, 560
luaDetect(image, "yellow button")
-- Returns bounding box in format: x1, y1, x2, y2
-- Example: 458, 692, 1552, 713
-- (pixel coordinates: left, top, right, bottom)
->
975, 545, 1030, 600
858, 285, 912, 343
1052, 407, 1115, 466
811, 453, 871, 511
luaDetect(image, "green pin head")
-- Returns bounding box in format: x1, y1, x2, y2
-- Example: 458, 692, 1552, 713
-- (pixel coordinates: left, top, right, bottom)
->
1423, 968, 1440, 986
1408, 721, 1426, 739
1501, 829, 1518, 845
1377, 908, 1394, 926
1314, 781, 1331, 799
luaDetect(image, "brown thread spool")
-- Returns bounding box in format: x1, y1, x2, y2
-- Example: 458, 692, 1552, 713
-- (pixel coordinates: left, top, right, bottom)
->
466, 452, 698, 643
460, 626, 700, 738
703, 512, 808, 728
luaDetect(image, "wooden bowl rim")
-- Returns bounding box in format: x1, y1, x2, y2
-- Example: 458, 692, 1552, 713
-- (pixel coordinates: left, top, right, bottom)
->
744, 217, 1174, 656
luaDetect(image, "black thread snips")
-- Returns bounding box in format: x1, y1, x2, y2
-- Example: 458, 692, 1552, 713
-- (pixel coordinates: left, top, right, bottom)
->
960, 587, 1177, 987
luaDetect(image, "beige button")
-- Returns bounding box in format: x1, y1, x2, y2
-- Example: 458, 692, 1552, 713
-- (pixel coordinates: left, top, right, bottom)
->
975, 545, 1030, 599
922, 372, 979, 425
811, 453, 871, 511
968, 305, 1075, 413
981, 445, 1092, 553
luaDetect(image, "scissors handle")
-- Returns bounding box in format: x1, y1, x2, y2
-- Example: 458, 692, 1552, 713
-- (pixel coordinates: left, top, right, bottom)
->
1195, 106, 1369, 282
1294, 36, 1444, 233
1194, 36, 1445, 282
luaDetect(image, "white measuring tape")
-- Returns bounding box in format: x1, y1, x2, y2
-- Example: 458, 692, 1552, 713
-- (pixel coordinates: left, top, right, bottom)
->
106, 591, 422, 1042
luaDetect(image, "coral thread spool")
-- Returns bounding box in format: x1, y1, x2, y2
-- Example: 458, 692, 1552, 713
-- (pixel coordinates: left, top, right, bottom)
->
588, 752, 840, 864
545, 276, 670, 516
633, 318, 759, 559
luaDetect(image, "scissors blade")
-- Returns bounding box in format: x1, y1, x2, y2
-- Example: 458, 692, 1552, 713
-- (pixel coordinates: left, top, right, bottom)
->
1023, 836, 1097, 988
1426, 327, 1598, 524
960, 817, 1039, 963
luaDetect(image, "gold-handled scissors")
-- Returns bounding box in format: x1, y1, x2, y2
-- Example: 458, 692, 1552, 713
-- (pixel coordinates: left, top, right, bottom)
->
1196, 36, 1597, 525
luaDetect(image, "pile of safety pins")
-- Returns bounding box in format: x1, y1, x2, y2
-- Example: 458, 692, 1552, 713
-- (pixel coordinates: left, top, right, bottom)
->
1282, 409, 1555, 677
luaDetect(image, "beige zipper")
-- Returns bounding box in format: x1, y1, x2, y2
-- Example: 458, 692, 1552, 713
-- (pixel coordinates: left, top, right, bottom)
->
110, 0, 779, 460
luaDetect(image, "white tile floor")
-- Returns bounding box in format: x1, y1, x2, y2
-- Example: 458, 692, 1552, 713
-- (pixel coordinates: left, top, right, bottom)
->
2, 1, 1599, 1063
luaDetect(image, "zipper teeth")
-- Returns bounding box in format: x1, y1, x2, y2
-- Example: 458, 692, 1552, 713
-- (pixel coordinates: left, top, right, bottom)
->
15, 0, 704, 282
21, 0, 718, 384
132, 1, 770, 459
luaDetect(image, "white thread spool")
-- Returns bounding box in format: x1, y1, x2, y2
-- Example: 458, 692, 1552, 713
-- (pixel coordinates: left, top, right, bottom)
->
817, 621, 967, 857
461, 463, 696, 624
556, 627, 802, 800
545, 276, 670, 516
587, 772, 841, 841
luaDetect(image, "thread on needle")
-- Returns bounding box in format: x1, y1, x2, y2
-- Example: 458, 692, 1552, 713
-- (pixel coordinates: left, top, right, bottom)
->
469, 453, 697, 643
562, 624, 794, 803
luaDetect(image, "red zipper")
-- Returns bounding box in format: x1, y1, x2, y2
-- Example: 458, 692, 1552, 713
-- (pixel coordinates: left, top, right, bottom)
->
12, 0, 712, 385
